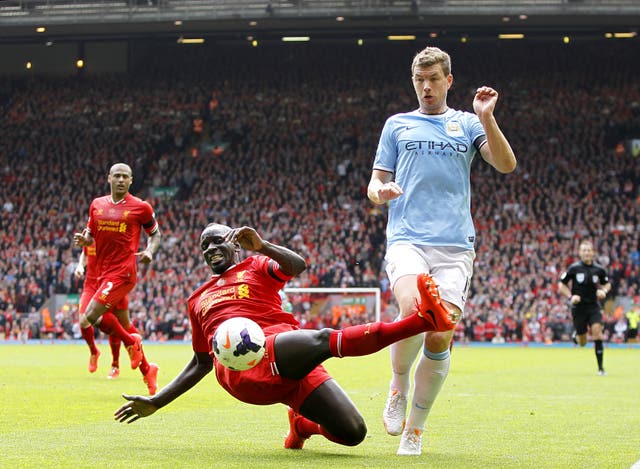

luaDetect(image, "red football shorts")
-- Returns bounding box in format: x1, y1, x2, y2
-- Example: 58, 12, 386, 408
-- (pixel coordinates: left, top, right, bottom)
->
91, 276, 134, 311
214, 323, 332, 412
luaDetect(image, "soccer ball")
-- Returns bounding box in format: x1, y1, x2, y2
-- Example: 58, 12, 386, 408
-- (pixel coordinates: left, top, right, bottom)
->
212, 317, 266, 371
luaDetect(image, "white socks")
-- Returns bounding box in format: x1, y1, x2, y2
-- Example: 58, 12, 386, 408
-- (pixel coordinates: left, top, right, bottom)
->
388, 333, 424, 395
405, 348, 450, 431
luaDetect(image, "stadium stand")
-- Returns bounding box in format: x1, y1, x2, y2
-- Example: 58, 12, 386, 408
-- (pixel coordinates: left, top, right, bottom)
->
1, 39, 639, 342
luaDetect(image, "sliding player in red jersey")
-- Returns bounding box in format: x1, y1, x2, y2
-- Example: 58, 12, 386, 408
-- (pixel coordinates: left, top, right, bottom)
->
114, 223, 456, 449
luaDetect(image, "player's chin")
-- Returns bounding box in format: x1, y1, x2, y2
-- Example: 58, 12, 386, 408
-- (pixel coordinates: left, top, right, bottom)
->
209, 260, 228, 274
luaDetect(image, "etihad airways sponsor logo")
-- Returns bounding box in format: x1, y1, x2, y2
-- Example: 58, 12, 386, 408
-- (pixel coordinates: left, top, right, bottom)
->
404, 140, 468, 152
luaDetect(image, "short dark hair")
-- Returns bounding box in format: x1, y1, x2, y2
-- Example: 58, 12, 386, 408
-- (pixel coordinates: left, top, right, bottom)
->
411, 46, 451, 76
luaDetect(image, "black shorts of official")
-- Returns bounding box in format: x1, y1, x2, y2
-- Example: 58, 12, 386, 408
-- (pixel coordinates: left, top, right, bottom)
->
571, 305, 602, 335
628, 328, 639, 339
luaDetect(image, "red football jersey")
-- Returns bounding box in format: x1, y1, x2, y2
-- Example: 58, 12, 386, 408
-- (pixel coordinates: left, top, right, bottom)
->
85, 193, 158, 280
188, 255, 299, 354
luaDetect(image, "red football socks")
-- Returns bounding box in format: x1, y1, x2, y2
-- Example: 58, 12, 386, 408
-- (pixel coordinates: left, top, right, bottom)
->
99, 313, 136, 347
80, 325, 99, 355
329, 314, 428, 358
108, 334, 121, 367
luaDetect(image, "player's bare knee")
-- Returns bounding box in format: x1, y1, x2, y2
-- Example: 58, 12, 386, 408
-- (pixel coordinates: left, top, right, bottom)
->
79, 315, 91, 328
399, 296, 419, 317
315, 328, 333, 346
82, 307, 101, 325
425, 330, 453, 353
86, 312, 101, 325
337, 416, 367, 446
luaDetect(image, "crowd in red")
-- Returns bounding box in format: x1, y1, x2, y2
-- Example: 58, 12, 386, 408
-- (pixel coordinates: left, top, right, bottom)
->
0, 40, 639, 343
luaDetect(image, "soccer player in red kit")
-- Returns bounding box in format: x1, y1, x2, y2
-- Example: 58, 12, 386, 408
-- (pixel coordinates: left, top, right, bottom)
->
73, 162, 161, 395
114, 223, 456, 449
75, 243, 125, 380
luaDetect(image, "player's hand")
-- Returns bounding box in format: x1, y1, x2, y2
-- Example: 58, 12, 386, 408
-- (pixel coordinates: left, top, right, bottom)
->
228, 226, 264, 251
74, 266, 85, 279
473, 86, 498, 118
73, 229, 92, 247
570, 295, 581, 305
596, 289, 607, 300
135, 250, 153, 264
114, 394, 158, 423
375, 181, 403, 204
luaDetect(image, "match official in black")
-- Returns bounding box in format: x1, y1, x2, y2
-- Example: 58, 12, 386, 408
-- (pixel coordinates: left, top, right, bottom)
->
558, 240, 612, 376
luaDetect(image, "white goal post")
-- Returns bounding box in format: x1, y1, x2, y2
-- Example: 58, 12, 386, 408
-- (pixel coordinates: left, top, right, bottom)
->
283, 287, 381, 325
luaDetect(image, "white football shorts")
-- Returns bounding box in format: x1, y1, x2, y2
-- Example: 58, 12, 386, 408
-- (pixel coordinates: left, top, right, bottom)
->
384, 243, 475, 312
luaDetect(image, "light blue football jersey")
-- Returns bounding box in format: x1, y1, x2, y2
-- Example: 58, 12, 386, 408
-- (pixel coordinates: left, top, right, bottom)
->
373, 108, 486, 250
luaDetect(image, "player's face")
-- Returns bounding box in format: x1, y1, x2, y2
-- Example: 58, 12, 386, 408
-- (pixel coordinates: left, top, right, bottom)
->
108, 167, 133, 199
579, 243, 594, 264
412, 64, 452, 115
200, 224, 238, 274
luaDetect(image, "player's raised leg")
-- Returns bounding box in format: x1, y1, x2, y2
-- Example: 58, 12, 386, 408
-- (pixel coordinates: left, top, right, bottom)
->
275, 276, 455, 379
118, 317, 159, 395
84, 304, 142, 370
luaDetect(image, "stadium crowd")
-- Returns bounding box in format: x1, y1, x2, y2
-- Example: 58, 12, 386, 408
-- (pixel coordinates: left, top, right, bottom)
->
1, 40, 639, 344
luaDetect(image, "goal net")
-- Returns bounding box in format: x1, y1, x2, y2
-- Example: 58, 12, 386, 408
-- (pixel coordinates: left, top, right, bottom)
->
283, 287, 381, 330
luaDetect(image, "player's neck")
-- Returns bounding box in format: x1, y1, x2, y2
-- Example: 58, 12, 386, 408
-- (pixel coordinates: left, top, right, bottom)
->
212, 263, 238, 277
419, 106, 449, 116
110, 193, 127, 204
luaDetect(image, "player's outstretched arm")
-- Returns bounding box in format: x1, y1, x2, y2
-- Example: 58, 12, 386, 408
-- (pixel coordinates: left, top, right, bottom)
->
114, 394, 158, 423
114, 352, 213, 424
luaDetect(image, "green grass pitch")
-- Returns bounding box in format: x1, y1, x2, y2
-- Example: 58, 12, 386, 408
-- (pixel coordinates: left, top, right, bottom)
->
1, 341, 638, 468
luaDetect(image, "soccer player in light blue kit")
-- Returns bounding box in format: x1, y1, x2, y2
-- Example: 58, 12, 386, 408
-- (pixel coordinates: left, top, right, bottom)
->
367, 46, 517, 456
